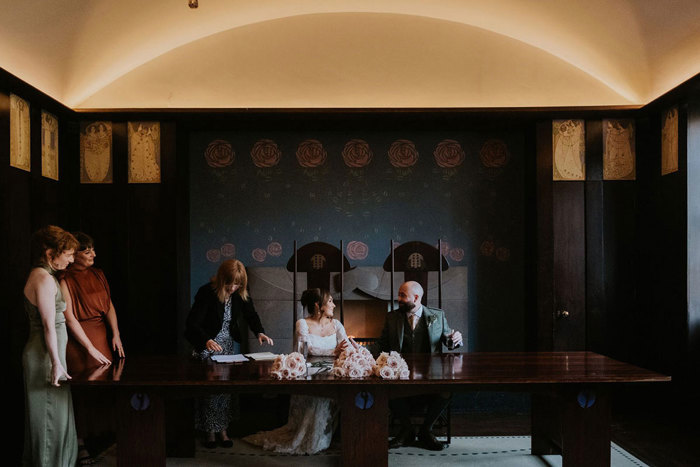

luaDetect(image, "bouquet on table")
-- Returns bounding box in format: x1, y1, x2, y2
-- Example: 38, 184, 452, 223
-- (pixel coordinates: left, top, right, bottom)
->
270, 352, 307, 379
374, 351, 410, 379
332, 345, 376, 378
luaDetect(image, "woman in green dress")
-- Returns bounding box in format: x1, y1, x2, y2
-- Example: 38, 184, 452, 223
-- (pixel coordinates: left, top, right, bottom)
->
22, 226, 110, 466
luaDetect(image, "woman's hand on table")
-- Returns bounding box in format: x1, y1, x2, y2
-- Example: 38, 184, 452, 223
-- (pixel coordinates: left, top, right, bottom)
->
206, 339, 223, 352
257, 333, 274, 346
112, 334, 125, 358
88, 346, 112, 366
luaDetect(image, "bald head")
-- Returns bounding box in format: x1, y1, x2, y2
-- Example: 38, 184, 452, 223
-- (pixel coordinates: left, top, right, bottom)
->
397, 281, 423, 313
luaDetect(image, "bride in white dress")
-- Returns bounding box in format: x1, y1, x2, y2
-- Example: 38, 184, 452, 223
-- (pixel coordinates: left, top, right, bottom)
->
243, 288, 349, 454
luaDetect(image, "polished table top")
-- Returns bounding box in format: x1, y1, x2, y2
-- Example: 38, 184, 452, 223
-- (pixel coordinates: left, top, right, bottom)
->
70, 351, 670, 387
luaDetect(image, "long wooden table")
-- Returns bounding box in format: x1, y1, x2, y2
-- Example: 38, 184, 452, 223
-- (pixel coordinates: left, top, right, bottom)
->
71, 351, 669, 467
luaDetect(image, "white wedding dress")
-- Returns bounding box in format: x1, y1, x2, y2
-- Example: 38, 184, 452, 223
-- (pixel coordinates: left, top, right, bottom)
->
242, 319, 347, 454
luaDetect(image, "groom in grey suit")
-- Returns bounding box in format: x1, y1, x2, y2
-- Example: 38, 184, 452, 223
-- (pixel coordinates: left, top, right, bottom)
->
369, 281, 463, 451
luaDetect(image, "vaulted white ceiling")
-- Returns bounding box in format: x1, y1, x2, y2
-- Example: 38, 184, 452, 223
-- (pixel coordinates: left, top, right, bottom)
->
2, 0, 700, 109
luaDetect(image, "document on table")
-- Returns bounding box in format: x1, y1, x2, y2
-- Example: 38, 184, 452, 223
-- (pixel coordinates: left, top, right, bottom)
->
244, 352, 277, 361
211, 354, 249, 363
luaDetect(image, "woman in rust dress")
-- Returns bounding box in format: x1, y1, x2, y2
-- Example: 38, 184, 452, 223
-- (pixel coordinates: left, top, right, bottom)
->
61, 232, 124, 464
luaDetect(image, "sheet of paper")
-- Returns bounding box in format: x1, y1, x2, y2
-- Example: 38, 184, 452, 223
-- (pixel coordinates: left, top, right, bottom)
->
211, 354, 249, 363
244, 352, 278, 361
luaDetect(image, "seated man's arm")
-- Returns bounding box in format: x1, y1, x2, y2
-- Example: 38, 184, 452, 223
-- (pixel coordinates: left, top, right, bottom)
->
368, 315, 391, 358
441, 312, 463, 348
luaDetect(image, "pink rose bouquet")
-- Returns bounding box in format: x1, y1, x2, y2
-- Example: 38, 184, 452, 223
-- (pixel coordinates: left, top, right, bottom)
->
374, 351, 410, 379
271, 352, 307, 380
332, 345, 376, 378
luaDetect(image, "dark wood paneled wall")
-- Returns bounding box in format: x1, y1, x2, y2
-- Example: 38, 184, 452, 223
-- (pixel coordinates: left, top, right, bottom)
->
1, 69, 79, 467
69, 118, 179, 355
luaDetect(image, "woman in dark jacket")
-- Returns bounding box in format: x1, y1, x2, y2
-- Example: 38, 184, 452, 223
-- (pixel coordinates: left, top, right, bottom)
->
185, 259, 273, 448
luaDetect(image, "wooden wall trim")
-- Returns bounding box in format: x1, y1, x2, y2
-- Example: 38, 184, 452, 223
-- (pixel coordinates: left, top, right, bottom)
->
536, 122, 554, 350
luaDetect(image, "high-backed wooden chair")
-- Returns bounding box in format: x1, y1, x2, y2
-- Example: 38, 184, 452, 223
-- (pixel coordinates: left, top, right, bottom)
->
383, 239, 452, 444
382, 240, 449, 307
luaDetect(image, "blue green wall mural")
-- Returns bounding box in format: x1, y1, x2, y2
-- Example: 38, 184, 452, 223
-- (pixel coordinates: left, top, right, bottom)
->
189, 127, 525, 350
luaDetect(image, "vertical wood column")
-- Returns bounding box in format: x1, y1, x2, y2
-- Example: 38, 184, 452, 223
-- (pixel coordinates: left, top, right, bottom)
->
536, 122, 555, 350
552, 182, 586, 350
585, 121, 605, 353
537, 121, 586, 351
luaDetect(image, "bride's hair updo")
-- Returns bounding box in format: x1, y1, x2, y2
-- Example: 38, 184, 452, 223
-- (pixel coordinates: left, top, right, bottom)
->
300, 288, 331, 315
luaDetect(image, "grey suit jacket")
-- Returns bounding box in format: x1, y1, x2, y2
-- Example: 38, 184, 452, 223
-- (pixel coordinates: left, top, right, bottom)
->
368, 306, 451, 357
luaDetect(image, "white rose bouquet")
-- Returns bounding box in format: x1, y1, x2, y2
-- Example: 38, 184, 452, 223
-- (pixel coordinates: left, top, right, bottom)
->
270, 352, 307, 379
374, 351, 410, 379
332, 345, 376, 378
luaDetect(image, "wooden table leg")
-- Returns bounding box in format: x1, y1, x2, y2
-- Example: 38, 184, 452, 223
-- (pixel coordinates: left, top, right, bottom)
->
340, 386, 388, 467
531, 393, 561, 455
116, 390, 166, 467
166, 397, 195, 457
560, 387, 611, 467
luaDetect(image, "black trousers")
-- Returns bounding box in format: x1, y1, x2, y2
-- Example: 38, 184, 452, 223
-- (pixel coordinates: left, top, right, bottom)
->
390, 393, 451, 432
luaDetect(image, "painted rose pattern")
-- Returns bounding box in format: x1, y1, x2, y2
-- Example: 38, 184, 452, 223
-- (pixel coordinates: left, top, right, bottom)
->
252, 248, 267, 262
205, 139, 234, 168
267, 242, 283, 257
480, 240, 496, 257
251, 139, 281, 168
206, 249, 222, 263
434, 139, 465, 168
296, 139, 327, 168
388, 139, 419, 168
342, 139, 373, 168
220, 243, 236, 258
480, 139, 509, 168
346, 241, 369, 260
449, 248, 465, 262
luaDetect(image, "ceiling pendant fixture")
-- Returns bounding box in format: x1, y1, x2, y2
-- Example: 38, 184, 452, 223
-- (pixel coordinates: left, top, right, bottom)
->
188, 0, 198, 8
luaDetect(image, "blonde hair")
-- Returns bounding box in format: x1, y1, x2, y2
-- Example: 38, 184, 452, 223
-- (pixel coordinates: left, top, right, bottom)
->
31, 225, 79, 267
211, 259, 249, 303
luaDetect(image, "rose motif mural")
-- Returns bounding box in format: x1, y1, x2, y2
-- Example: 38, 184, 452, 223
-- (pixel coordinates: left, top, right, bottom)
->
206, 249, 221, 263
450, 248, 465, 262
388, 139, 419, 168
251, 139, 281, 168
480, 240, 495, 257
480, 139, 509, 168
252, 248, 267, 262
346, 241, 369, 260
434, 139, 465, 168
220, 243, 236, 258
205, 139, 234, 168
342, 139, 373, 168
296, 139, 327, 168
267, 242, 283, 257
